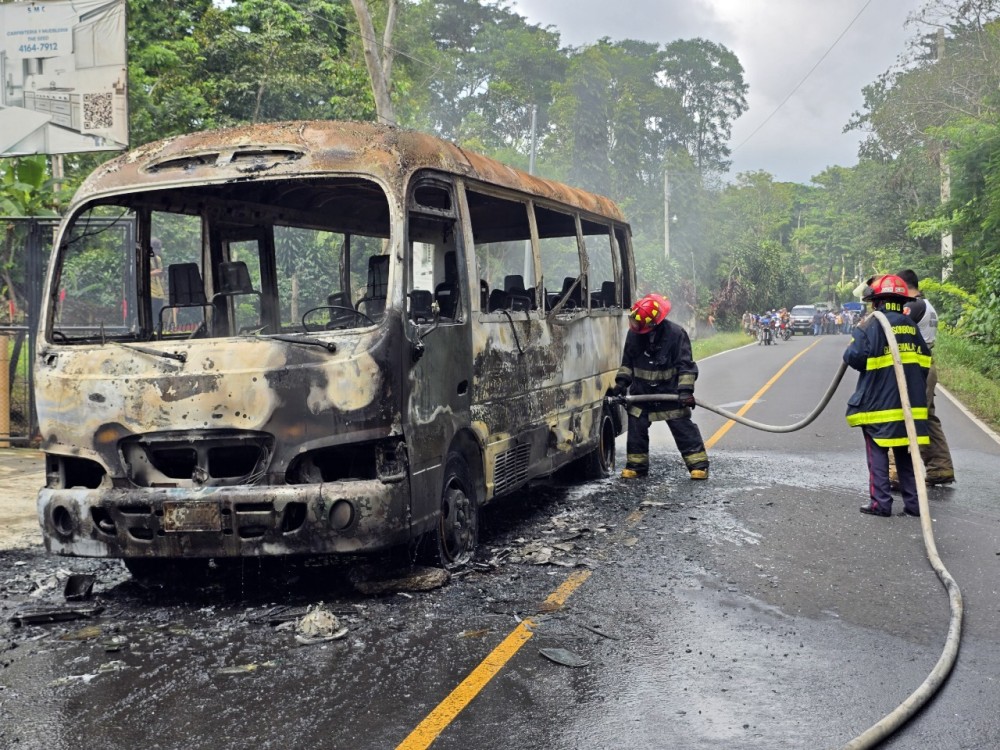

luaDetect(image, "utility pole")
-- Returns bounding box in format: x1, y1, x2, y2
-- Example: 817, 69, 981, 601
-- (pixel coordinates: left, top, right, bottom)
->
524, 105, 538, 281
937, 28, 953, 280
663, 169, 670, 259
528, 105, 537, 176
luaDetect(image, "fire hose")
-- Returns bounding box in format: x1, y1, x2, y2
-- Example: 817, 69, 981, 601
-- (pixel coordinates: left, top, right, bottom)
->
612, 311, 963, 749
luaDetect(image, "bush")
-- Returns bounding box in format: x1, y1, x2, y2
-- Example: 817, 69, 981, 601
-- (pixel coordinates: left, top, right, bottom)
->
935, 330, 1000, 433
921, 277, 975, 331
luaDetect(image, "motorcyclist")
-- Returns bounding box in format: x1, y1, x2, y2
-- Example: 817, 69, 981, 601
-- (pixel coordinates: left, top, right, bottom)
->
758, 310, 773, 344
612, 293, 709, 480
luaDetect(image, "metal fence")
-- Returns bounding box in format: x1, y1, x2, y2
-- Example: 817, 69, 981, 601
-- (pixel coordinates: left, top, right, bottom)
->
0, 217, 56, 443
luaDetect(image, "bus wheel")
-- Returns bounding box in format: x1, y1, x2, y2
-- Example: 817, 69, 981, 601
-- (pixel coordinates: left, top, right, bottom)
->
580, 410, 617, 479
424, 453, 479, 569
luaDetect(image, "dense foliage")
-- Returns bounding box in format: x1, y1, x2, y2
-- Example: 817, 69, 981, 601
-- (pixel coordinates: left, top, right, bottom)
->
4, 0, 1000, 364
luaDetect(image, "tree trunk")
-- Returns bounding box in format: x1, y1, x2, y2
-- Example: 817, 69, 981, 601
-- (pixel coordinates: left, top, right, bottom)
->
350, 0, 396, 125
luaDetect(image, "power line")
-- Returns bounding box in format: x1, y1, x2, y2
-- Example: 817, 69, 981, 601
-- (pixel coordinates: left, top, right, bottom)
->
731, 0, 875, 154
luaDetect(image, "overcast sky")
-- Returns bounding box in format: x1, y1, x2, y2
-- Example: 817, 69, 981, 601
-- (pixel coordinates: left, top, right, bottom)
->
511, 0, 928, 184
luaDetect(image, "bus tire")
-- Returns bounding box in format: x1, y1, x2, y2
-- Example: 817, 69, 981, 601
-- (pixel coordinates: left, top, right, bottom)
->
578, 408, 617, 480
421, 452, 479, 569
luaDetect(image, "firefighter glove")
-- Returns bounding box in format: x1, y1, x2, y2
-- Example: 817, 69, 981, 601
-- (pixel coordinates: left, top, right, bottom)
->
679, 390, 696, 409
611, 379, 629, 398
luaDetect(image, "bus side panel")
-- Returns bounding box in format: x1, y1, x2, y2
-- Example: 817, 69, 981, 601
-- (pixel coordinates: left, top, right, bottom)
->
470, 311, 625, 500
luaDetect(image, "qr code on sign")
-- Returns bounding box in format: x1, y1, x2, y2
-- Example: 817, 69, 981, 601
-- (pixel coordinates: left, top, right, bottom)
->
83, 93, 113, 129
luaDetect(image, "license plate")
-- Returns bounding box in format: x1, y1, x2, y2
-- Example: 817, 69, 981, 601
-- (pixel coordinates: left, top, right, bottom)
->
163, 501, 222, 532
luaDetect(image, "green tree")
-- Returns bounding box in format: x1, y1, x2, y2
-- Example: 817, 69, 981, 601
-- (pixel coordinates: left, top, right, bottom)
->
128, 0, 217, 145
661, 38, 748, 175
397, 0, 565, 156
198, 0, 372, 125
708, 171, 801, 314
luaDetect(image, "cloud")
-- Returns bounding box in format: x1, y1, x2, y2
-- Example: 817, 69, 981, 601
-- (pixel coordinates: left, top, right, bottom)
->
512, 0, 925, 183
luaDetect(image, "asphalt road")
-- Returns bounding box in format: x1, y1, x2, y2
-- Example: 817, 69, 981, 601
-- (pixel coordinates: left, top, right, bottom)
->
1, 332, 998, 749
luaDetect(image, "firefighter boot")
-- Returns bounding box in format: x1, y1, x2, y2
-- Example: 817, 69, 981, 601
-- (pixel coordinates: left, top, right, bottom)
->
689, 468, 708, 480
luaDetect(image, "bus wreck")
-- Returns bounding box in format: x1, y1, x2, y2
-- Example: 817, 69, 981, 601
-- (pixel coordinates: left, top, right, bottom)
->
35, 120, 635, 574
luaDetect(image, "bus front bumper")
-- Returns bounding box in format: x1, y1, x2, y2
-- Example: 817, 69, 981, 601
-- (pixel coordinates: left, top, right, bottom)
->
37, 480, 410, 559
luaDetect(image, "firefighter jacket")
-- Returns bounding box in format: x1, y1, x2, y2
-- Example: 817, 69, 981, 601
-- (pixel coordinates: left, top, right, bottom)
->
616, 320, 698, 421
843, 302, 931, 448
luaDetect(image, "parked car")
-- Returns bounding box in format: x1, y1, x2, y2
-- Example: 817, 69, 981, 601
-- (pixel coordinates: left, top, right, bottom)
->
789, 304, 817, 335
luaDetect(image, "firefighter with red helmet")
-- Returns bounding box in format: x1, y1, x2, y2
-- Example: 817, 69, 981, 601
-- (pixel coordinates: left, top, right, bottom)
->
612, 293, 709, 480
844, 274, 931, 517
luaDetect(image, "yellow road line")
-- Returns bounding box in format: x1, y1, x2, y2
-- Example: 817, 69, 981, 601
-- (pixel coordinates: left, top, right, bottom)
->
396, 569, 592, 750
704, 338, 822, 449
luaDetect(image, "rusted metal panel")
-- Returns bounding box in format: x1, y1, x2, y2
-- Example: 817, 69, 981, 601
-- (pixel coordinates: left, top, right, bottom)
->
35, 318, 402, 475
71, 121, 624, 223
470, 313, 625, 499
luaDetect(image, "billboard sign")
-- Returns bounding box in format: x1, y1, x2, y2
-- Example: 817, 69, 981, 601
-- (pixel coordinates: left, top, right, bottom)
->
0, 0, 128, 157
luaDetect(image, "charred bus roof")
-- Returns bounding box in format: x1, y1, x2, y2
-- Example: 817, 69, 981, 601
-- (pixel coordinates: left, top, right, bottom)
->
73, 120, 626, 222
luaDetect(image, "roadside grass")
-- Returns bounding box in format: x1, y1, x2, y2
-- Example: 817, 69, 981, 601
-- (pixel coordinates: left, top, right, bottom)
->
934, 330, 1000, 434
692, 330, 753, 360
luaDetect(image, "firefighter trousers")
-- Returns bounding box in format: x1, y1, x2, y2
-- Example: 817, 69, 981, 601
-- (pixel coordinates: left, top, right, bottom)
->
887, 360, 954, 481
625, 411, 709, 475
922, 361, 954, 478
864, 429, 919, 514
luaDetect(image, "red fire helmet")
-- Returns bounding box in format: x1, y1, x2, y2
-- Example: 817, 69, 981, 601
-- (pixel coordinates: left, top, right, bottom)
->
628, 293, 671, 334
870, 274, 912, 301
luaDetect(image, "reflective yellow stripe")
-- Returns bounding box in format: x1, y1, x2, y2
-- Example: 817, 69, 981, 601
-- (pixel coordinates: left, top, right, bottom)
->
846, 407, 929, 427
626, 453, 649, 466
866, 352, 932, 370
632, 366, 676, 382
677, 373, 696, 387
683, 451, 708, 465
874, 436, 930, 447
628, 406, 689, 421
616, 366, 633, 379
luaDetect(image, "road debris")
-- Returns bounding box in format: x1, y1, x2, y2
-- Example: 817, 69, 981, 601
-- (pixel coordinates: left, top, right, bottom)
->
579, 622, 621, 640
10, 603, 104, 626
29, 568, 76, 598
458, 628, 490, 638
49, 660, 130, 687
349, 565, 450, 595
288, 604, 349, 646
64, 574, 96, 601
539, 647, 590, 668
59, 625, 102, 641
216, 661, 277, 676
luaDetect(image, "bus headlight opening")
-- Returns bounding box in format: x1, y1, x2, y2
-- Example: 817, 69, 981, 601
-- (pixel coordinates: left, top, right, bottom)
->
329, 500, 355, 530
52, 504, 76, 538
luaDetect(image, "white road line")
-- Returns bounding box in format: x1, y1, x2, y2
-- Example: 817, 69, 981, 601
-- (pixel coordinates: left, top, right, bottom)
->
938, 384, 1000, 447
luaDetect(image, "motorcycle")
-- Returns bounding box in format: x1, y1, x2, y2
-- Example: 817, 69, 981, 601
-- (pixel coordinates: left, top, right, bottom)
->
757, 323, 773, 346
779, 321, 792, 341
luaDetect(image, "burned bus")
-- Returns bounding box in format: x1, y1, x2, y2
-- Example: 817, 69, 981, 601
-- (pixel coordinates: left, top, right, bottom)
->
35, 121, 635, 574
